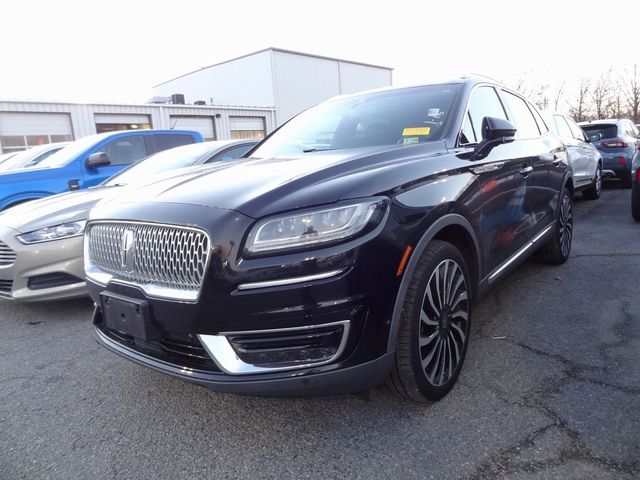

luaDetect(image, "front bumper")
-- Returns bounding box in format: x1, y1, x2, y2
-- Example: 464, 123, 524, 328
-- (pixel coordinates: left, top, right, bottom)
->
86, 200, 407, 395
94, 321, 394, 396
0, 226, 86, 301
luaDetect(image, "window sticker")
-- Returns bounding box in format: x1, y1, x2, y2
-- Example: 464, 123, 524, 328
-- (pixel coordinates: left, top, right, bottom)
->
402, 127, 430, 136
403, 137, 420, 145
427, 108, 442, 117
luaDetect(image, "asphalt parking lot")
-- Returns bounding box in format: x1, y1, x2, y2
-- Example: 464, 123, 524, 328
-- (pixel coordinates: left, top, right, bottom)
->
1, 184, 638, 480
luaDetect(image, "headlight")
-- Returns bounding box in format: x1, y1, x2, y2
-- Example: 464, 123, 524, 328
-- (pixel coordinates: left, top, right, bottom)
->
245, 199, 386, 254
17, 220, 87, 244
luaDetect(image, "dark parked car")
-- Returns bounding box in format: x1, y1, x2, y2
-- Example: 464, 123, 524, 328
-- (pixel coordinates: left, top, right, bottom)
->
631, 149, 640, 221
85, 77, 573, 402
578, 119, 639, 188
546, 112, 602, 199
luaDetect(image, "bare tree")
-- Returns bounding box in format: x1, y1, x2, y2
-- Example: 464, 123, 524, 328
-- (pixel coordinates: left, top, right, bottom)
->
568, 78, 591, 122
592, 71, 612, 119
553, 81, 566, 112
622, 63, 640, 123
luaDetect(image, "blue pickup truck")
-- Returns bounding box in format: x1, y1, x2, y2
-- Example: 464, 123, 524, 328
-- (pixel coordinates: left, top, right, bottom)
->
0, 129, 203, 211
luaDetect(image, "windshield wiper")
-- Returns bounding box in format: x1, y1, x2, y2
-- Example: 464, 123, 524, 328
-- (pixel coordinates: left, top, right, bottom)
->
302, 147, 334, 153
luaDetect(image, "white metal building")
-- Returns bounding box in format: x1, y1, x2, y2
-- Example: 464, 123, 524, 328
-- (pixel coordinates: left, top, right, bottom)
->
0, 101, 275, 154
153, 48, 393, 126
0, 48, 392, 155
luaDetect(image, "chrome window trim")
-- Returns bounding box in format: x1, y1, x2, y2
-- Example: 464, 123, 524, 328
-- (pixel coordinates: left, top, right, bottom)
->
236, 269, 345, 291
84, 220, 212, 303
198, 320, 351, 375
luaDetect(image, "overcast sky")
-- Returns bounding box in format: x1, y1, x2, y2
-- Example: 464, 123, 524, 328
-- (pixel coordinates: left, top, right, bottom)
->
2, 0, 639, 107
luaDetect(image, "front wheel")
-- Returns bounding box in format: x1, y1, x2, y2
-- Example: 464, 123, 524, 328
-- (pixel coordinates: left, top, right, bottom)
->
387, 240, 472, 403
536, 187, 573, 265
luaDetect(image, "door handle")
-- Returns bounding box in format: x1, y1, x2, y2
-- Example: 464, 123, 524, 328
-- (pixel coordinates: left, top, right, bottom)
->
519, 166, 533, 176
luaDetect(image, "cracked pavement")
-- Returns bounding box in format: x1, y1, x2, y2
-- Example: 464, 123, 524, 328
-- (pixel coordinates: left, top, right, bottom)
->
1, 185, 638, 479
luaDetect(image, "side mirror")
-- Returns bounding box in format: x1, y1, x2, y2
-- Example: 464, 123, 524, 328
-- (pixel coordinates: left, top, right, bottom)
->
472, 117, 517, 159
85, 152, 110, 169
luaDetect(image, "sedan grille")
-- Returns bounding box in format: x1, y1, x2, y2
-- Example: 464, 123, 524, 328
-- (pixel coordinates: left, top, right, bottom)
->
0, 241, 17, 266
85, 222, 210, 301
0, 279, 12, 296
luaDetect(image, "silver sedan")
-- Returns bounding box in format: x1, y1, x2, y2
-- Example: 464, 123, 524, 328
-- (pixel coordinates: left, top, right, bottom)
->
0, 140, 256, 301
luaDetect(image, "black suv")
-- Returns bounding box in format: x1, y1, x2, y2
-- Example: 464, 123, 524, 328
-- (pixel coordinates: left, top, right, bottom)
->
85, 77, 573, 402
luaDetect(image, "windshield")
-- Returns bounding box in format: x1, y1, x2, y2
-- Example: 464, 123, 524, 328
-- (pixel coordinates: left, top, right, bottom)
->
0, 144, 65, 173
250, 84, 461, 159
37, 133, 115, 169
104, 142, 217, 186
0, 149, 31, 172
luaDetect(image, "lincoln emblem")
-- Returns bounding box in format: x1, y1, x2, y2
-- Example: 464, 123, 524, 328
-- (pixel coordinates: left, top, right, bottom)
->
120, 229, 136, 273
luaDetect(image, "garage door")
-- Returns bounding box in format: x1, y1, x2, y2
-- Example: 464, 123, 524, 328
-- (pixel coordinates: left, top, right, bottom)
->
169, 116, 215, 141
0, 112, 73, 153
229, 117, 265, 139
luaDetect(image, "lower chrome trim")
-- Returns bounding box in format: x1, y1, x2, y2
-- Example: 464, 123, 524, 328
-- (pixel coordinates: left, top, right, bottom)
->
198, 320, 351, 375
236, 269, 345, 291
488, 223, 554, 282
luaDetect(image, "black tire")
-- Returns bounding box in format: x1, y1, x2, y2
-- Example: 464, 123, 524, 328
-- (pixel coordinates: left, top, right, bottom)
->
622, 171, 633, 189
387, 240, 472, 403
582, 164, 602, 200
536, 187, 573, 265
632, 184, 640, 222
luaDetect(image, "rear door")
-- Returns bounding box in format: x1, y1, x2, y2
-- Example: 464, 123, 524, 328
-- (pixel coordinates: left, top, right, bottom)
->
553, 114, 587, 183
499, 92, 563, 236
460, 86, 534, 273
566, 116, 599, 182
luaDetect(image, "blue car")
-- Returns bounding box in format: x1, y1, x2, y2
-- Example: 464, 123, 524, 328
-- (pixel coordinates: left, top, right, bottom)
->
579, 119, 639, 188
0, 129, 203, 211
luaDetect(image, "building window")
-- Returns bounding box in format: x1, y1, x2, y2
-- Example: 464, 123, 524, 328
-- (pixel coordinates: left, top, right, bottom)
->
0, 134, 73, 154
229, 116, 265, 140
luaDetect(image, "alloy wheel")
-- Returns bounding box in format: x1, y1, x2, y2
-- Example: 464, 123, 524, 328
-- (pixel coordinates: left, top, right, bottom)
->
418, 259, 469, 387
559, 192, 573, 257
595, 167, 602, 196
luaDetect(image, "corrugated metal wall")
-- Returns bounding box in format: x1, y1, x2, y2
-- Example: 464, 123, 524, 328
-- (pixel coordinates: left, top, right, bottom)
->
272, 51, 342, 125
338, 62, 393, 95
0, 101, 275, 145
153, 50, 276, 108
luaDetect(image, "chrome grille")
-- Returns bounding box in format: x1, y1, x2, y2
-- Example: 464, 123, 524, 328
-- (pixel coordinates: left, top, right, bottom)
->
86, 222, 210, 301
0, 241, 17, 266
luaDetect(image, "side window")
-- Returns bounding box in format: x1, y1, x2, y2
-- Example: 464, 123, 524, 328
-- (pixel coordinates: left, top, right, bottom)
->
553, 115, 574, 142
460, 86, 508, 145
566, 117, 587, 141
208, 144, 253, 162
529, 102, 548, 133
148, 134, 196, 154
501, 91, 541, 138
101, 136, 148, 166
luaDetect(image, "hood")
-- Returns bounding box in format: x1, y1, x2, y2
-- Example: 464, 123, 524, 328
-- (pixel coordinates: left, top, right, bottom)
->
101, 142, 459, 218
0, 186, 115, 233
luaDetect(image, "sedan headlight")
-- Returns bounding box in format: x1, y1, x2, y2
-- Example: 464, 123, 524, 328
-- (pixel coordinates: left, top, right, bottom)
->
245, 199, 386, 254
17, 220, 87, 244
